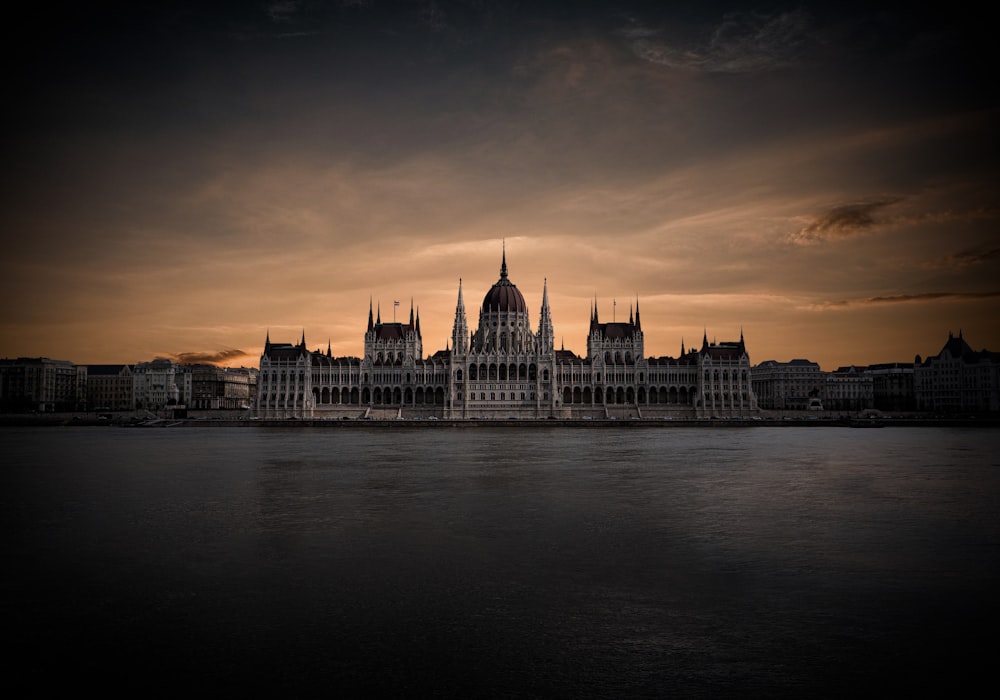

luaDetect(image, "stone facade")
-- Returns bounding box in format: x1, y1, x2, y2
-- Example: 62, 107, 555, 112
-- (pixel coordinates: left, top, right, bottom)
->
914, 331, 1000, 413
257, 252, 759, 419
751, 359, 824, 411
0, 357, 86, 412
85, 364, 136, 411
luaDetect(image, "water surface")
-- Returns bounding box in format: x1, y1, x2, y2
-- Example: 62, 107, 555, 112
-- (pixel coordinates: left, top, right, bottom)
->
3, 426, 998, 697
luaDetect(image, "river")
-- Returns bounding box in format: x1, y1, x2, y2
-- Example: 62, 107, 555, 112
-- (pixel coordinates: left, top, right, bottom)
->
3, 426, 998, 697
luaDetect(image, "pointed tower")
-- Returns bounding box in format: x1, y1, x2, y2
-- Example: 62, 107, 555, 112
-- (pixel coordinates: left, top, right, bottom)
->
451, 278, 469, 356
327, 338, 332, 358
635, 297, 641, 331
367, 298, 374, 332
537, 277, 555, 355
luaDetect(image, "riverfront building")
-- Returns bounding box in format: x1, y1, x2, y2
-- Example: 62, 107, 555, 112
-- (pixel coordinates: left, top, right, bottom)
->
0, 357, 86, 413
256, 251, 759, 419
914, 331, 1000, 413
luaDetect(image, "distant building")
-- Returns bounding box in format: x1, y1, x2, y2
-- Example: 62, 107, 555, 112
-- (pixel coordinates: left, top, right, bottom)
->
257, 250, 758, 419
190, 365, 258, 410
864, 363, 915, 412
133, 359, 191, 412
85, 364, 135, 411
0, 357, 85, 412
914, 331, 1000, 413
751, 359, 823, 411
824, 366, 874, 412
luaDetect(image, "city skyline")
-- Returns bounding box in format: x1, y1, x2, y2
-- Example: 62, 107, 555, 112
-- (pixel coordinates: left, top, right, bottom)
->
3, 2, 997, 371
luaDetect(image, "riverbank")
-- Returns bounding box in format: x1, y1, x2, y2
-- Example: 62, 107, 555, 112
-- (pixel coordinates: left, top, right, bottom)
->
2, 414, 997, 428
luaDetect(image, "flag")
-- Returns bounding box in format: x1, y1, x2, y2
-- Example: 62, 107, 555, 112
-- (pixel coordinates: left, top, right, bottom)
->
393, 300, 400, 307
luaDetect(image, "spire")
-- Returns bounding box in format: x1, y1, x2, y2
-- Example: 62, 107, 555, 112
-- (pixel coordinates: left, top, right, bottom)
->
451, 278, 468, 355
593, 293, 599, 324
376, 302, 381, 325
635, 297, 641, 330
409, 298, 415, 328
368, 298, 374, 332
537, 277, 554, 354
500, 240, 508, 280
327, 338, 332, 357
702, 328, 709, 351
300, 329, 306, 348
680, 338, 686, 356
416, 307, 422, 335
629, 303, 633, 325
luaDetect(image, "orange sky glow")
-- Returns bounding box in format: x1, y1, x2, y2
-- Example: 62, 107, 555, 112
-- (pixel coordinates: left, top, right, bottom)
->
2, 2, 997, 371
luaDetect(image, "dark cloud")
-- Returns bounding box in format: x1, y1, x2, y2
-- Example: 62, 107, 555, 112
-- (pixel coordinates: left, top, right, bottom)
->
790, 197, 903, 244
813, 291, 1000, 309
620, 8, 813, 73
933, 247, 1000, 268
169, 349, 250, 365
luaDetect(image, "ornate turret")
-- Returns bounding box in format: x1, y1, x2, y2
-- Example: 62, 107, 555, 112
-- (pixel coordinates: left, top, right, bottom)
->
451, 278, 469, 355
537, 278, 554, 355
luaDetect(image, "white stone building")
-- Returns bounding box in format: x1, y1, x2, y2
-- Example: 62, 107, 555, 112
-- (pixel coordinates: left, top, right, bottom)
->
914, 331, 1000, 413
256, 250, 758, 419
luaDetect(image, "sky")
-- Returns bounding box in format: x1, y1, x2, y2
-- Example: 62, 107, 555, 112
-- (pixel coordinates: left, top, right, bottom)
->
2, 0, 997, 371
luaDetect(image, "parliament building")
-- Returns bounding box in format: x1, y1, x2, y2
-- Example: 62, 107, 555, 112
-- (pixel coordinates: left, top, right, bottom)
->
256, 250, 758, 419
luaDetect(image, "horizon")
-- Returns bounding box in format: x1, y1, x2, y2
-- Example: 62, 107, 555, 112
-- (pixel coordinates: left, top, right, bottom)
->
2, 2, 997, 372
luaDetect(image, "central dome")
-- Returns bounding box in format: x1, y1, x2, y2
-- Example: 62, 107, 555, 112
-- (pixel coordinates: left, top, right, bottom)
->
482, 252, 527, 313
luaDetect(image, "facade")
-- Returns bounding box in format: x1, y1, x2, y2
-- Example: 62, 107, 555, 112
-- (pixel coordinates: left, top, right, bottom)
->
0, 357, 86, 412
257, 251, 758, 419
85, 364, 136, 411
133, 359, 192, 412
751, 359, 824, 411
190, 365, 258, 410
824, 365, 874, 412
914, 331, 1000, 413
865, 363, 915, 412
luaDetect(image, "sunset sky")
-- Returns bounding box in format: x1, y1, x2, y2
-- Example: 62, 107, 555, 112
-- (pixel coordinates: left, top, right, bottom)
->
3, 1, 997, 371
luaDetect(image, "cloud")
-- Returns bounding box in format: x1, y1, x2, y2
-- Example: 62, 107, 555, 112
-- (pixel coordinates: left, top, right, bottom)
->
620, 9, 812, 73
788, 197, 903, 244
924, 245, 1000, 269
168, 348, 250, 365
266, 1, 301, 23
809, 291, 1000, 310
